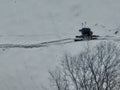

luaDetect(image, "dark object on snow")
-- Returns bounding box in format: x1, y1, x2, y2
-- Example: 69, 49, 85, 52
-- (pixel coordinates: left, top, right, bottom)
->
74, 27, 100, 41
115, 31, 118, 34
79, 28, 93, 40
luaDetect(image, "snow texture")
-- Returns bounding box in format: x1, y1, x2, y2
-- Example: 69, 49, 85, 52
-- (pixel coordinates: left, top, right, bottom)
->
0, 0, 120, 90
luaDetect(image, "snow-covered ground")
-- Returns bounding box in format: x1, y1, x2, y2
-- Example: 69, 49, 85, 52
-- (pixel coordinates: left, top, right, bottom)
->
0, 0, 120, 90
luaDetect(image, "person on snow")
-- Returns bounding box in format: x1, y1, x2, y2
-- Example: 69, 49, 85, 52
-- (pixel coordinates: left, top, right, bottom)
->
79, 27, 93, 40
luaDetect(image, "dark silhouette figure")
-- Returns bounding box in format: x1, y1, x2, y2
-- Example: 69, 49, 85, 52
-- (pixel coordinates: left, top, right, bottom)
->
79, 28, 93, 40
115, 31, 118, 34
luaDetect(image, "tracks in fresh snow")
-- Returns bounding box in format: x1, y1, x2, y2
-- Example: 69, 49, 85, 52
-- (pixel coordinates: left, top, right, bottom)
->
0, 38, 74, 49
0, 36, 120, 49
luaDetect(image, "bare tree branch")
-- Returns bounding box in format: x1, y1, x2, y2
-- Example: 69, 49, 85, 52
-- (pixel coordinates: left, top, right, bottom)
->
48, 41, 120, 90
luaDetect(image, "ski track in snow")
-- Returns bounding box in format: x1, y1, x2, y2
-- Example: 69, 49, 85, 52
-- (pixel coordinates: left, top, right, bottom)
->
0, 36, 120, 49
0, 38, 74, 49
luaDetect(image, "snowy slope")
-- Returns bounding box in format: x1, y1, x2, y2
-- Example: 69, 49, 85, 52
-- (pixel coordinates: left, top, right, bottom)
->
0, 0, 120, 90
0, 0, 120, 43
0, 41, 94, 90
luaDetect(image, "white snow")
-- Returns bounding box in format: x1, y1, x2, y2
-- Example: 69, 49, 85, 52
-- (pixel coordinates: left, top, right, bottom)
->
0, 0, 120, 90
